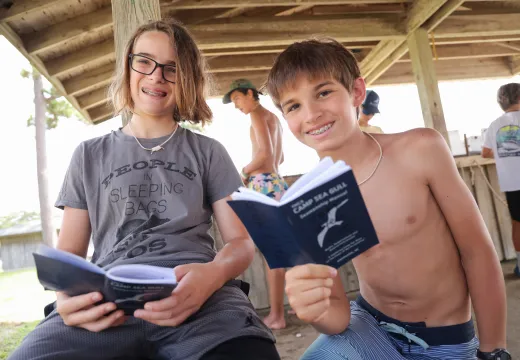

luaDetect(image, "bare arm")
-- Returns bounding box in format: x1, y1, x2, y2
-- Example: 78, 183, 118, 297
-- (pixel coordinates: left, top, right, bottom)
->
55, 207, 125, 331
418, 129, 506, 351
481, 146, 494, 159
56, 207, 91, 256
210, 196, 256, 284
243, 114, 273, 175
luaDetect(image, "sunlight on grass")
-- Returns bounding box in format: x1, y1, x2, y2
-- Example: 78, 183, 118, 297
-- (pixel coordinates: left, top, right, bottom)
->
0, 269, 55, 323
0, 320, 39, 359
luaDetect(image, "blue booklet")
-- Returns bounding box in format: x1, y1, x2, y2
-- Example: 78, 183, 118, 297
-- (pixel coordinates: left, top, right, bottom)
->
228, 157, 380, 269
33, 246, 177, 315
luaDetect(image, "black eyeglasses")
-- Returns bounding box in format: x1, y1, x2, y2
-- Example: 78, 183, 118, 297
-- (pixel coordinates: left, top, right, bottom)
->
128, 54, 176, 84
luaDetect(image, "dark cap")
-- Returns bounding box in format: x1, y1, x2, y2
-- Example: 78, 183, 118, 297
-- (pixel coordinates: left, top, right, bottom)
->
362, 90, 380, 115
222, 79, 258, 104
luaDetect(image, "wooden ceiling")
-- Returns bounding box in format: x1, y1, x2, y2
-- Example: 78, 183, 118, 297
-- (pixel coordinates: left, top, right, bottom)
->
1, 0, 519, 124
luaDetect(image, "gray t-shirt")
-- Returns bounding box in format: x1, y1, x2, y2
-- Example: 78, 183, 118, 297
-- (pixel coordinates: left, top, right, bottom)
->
56, 126, 242, 270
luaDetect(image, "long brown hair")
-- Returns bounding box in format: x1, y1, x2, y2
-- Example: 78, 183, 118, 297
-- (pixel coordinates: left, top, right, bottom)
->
109, 18, 212, 125
266, 38, 361, 111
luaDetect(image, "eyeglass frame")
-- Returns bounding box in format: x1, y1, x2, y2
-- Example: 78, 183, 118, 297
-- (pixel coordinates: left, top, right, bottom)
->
128, 54, 177, 84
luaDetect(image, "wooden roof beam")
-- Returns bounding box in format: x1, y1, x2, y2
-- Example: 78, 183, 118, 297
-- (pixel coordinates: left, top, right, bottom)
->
22, 6, 113, 55
361, 0, 449, 78
45, 38, 115, 78
399, 43, 520, 61
434, 13, 520, 39
191, 15, 404, 50
77, 87, 110, 110
275, 5, 315, 16
365, 0, 465, 84
512, 56, 520, 75
168, 1, 414, 10
374, 57, 514, 86
62, 64, 115, 97
88, 105, 113, 124
0, 0, 62, 22
202, 42, 376, 57
208, 54, 278, 73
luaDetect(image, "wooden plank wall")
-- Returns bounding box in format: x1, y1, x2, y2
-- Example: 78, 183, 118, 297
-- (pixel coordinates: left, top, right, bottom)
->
456, 156, 516, 261
0, 233, 43, 271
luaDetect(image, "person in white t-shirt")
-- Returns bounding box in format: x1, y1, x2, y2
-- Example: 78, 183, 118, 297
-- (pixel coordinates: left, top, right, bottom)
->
482, 82, 520, 277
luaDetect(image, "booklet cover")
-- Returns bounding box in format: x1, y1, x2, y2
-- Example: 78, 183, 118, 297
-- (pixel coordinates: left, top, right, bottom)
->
228, 157, 380, 269
33, 246, 177, 315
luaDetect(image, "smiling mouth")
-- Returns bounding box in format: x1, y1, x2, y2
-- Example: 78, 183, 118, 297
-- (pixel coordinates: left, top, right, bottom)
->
307, 122, 333, 135
142, 88, 167, 97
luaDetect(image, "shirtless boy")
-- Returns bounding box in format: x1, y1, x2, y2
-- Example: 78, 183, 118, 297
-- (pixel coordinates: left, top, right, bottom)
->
223, 79, 288, 329
265, 39, 509, 359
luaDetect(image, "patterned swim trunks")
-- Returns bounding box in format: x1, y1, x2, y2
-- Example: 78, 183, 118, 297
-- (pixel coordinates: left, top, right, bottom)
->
247, 173, 289, 201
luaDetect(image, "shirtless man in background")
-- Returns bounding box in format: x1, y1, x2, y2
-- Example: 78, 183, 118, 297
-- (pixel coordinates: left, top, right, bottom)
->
223, 79, 288, 329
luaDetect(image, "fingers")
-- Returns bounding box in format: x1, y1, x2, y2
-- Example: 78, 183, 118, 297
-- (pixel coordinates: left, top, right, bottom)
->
138, 307, 196, 327
135, 294, 198, 323
285, 277, 334, 297
286, 264, 337, 282
294, 298, 331, 324
289, 285, 331, 306
62, 302, 118, 327
80, 309, 126, 333
56, 292, 102, 317
285, 265, 337, 324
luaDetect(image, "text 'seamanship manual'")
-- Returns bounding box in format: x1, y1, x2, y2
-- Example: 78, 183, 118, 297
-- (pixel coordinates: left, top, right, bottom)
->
228, 157, 380, 269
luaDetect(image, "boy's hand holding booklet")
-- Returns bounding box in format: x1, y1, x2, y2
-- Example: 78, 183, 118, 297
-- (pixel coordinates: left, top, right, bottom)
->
228, 157, 380, 269
33, 246, 177, 315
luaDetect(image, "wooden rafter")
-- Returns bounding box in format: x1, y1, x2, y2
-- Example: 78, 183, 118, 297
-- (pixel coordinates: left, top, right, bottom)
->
0, 0, 62, 22
77, 87, 110, 110
45, 38, 115, 78
208, 54, 278, 73
365, 0, 466, 84
512, 56, 520, 75
62, 64, 115, 97
399, 43, 520, 62
275, 5, 315, 16
361, 0, 449, 78
22, 6, 113, 55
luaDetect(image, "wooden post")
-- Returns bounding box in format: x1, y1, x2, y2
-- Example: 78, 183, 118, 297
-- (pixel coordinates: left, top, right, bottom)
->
407, 28, 450, 148
111, 0, 161, 125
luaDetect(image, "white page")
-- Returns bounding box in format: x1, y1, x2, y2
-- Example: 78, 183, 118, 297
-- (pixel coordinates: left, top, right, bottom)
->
107, 264, 177, 285
38, 245, 105, 275
281, 157, 335, 200
231, 187, 280, 206
229, 157, 351, 206
280, 161, 351, 204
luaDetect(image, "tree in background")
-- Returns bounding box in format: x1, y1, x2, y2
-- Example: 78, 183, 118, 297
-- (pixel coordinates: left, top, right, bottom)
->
21, 68, 81, 246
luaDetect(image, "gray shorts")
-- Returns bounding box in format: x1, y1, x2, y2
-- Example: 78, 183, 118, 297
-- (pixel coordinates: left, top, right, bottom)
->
8, 286, 274, 360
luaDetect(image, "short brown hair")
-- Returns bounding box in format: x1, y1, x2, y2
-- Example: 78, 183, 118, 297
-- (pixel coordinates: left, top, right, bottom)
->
109, 18, 212, 125
497, 83, 520, 112
266, 38, 361, 110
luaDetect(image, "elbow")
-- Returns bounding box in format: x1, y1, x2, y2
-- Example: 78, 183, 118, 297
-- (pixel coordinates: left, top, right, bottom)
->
241, 236, 256, 266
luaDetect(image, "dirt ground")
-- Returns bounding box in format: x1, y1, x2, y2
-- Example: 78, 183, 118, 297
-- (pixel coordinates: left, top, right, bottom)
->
270, 260, 520, 360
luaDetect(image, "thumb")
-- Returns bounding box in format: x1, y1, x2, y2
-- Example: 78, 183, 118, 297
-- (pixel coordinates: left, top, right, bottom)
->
173, 264, 190, 282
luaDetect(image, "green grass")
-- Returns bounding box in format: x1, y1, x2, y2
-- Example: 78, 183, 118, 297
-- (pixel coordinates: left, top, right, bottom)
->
0, 268, 55, 323
0, 268, 55, 358
0, 321, 39, 359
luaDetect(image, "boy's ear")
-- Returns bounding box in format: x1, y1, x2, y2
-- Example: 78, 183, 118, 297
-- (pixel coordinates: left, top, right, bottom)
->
352, 77, 367, 108
247, 89, 253, 98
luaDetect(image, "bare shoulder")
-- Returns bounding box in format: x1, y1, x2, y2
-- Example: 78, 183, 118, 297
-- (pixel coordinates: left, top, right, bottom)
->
380, 128, 447, 156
